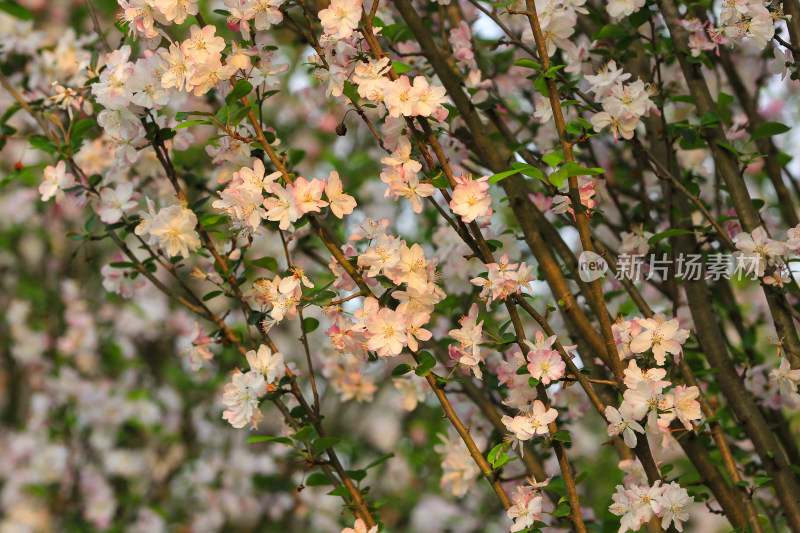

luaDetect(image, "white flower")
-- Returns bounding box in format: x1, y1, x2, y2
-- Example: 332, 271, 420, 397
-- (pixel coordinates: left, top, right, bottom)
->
245, 344, 284, 383
318, 0, 362, 40
39, 161, 75, 203
654, 482, 693, 531
606, 404, 645, 448
221, 370, 268, 429
770, 358, 800, 399
96, 182, 138, 224
148, 205, 202, 258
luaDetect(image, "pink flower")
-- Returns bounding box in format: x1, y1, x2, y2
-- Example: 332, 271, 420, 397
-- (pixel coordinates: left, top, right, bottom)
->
325, 171, 356, 218
528, 399, 558, 435
365, 308, 408, 356
450, 175, 492, 223
318, 0, 362, 40
526, 349, 565, 385
292, 177, 328, 214
221, 369, 268, 429
735, 226, 786, 277
605, 403, 644, 448
341, 518, 377, 533
39, 161, 75, 203
629, 317, 689, 365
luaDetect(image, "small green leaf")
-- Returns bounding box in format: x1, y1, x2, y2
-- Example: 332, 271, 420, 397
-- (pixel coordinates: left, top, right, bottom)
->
342, 81, 360, 103
293, 426, 314, 442
552, 502, 571, 517
391, 364, 413, 377
593, 24, 628, 40
752, 121, 791, 141
327, 486, 350, 498
542, 152, 565, 169
392, 61, 413, 74
647, 228, 694, 244
250, 256, 278, 273
415, 351, 436, 376
0, 0, 32, 20
488, 441, 511, 467
303, 317, 320, 333
202, 290, 223, 301
174, 119, 212, 129
305, 473, 331, 486
700, 111, 720, 127
247, 436, 293, 445
489, 169, 520, 185
513, 58, 540, 70
312, 437, 340, 453
365, 453, 394, 470
226, 79, 253, 105
551, 430, 571, 442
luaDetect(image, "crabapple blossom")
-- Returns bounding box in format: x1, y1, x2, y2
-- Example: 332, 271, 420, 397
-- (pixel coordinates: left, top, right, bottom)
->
606, 403, 645, 448
39, 161, 75, 203
655, 482, 694, 531
96, 182, 138, 224
629, 316, 690, 365
147, 204, 202, 258
449, 174, 492, 223
245, 345, 284, 384
324, 171, 357, 218
735, 226, 786, 277
770, 358, 800, 399
318, 0, 361, 39
526, 348, 565, 385
341, 518, 377, 533
366, 307, 408, 357
507, 485, 543, 532
221, 369, 268, 429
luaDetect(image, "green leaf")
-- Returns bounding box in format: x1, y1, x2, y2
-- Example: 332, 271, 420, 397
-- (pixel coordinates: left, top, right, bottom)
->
250, 256, 278, 273
700, 111, 720, 127
226, 79, 253, 105
174, 119, 212, 129
513, 58, 540, 70
391, 364, 413, 377
552, 502, 571, 517
593, 24, 628, 40
247, 436, 293, 445
549, 162, 604, 187
528, 377, 541, 388
365, 453, 394, 470
202, 290, 223, 301
342, 81, 360, 104
542, 152, 565, 169
488, 441, 511, 467
303, 317, 320, 333
0, 0, 31, 20
305, 473, 331, 487
415, 351, 436, 377
293, 426, 315, 442
751, 121, 791, 141
312, 436, 340, 453
327, 486, 350, 498
551, 430, 571, 442
489, 169, 520, 185
392, 61, 413, 74
509, 162, 545, 182
647, 228, 694, 244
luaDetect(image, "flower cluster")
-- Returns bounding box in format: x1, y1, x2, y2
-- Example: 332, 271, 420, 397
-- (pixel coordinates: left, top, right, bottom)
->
470, 254, 536, 304
589, 67, 657, 141
222, 344, 283, 428
610, 481, 694, 532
